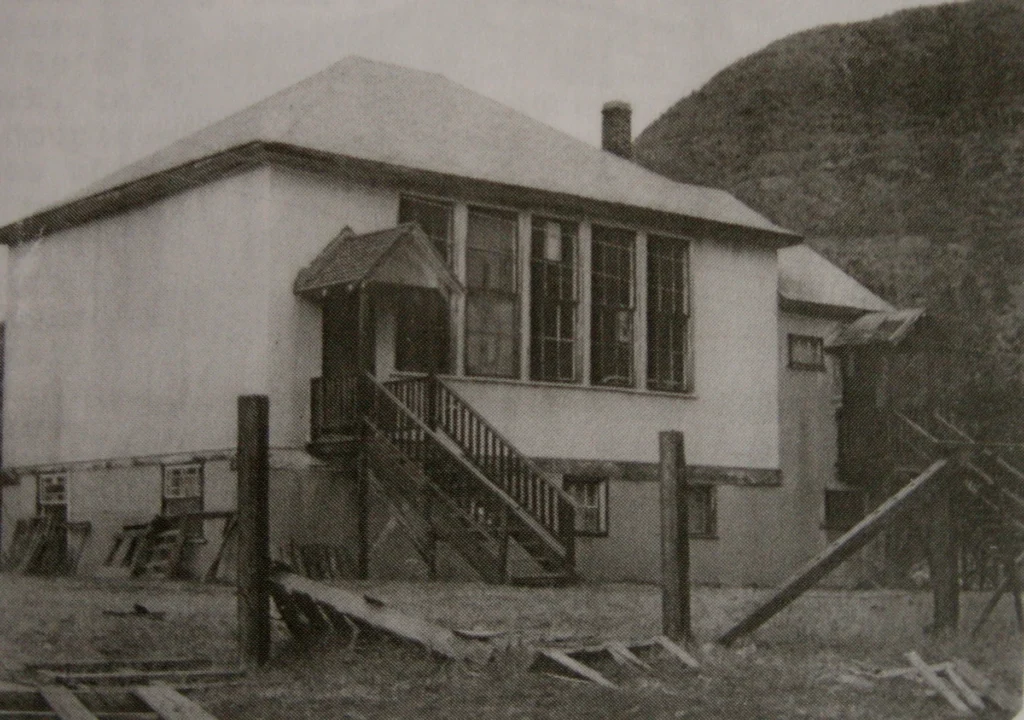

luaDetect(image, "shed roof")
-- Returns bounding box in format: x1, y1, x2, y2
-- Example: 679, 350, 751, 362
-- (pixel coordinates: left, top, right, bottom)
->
826, 308, 927, 349
778, 245, 893, 317
293, 223, 461, 298
8, 56, 795, 243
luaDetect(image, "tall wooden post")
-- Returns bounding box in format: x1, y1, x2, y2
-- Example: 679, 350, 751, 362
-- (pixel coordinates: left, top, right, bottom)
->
928, 472, 959, 634
237, 395, 271, 667
660, 430, 692, 642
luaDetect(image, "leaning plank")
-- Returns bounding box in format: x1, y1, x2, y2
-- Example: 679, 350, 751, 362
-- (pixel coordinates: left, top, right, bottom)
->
905, 652, 970, 715
39, 685, 99, 720
272, 572, 492, 664
604, 641, 652, 672
719, 459, 949, 645
134, 683, 220, 720
27, 659, 212, 675
532, 649, 616, 689
951, 659, 1021, 713
47, 669, 242, 688
941, 667, 986, 711
651, 636, 700, 669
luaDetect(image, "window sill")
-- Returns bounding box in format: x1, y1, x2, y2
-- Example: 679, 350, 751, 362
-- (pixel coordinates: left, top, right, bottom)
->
388, 371, 698, 400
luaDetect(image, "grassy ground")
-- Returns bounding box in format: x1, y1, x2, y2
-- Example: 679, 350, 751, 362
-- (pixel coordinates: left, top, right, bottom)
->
1, 574, 1020, 719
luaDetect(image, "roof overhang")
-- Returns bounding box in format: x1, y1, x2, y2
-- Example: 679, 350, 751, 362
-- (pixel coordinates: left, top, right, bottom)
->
825, 308, 928, 352
778, 294, 872, 321
0, 142, 801, 249
294, 223, 462, 301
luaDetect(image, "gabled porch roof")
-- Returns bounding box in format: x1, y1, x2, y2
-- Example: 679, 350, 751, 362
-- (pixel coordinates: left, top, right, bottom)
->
293, 223, 462, 300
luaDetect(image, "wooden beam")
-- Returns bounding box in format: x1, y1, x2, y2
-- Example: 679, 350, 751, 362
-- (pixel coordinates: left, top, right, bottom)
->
38, 686, 99, 720
532, 649, 616, 688
236, 395, 271, 668
134, 683, 221, 720
652, 635, 700, 669
659, 431, 692, 643
719, 459, 950, 645
905, 652, 970, 715
951, 659, 1021, 713
942, 667, 986, 711
271, 572, 492, 664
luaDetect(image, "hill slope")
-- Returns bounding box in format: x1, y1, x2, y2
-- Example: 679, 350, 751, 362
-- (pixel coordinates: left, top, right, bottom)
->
635, 0, 1024, 436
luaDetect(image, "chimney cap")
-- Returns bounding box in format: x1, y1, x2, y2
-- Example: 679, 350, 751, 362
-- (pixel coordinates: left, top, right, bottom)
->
602, 100, 631, 113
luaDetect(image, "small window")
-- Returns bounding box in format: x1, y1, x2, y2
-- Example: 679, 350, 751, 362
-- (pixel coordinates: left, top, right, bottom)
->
687, 485, 716, 538
824, 489, 864, 534
163, 463, 204, 538
37, 473, 68, 507
398, 195, 455, 264
563, 476, 609, 536
788, 334, 825, 371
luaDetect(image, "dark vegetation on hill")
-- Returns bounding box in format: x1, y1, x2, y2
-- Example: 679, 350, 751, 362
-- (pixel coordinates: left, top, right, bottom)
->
635, 0, 1024, 438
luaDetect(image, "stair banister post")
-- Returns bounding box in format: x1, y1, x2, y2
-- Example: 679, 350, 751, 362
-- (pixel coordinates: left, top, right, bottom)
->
558, 496, 576, 567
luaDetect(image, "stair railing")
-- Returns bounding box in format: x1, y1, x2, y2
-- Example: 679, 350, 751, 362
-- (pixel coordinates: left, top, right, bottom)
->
364, 373, 573, 563
384, 374, 577, 558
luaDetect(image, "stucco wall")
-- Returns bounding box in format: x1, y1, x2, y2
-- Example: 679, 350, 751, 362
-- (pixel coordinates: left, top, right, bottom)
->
4, 169, 274, 466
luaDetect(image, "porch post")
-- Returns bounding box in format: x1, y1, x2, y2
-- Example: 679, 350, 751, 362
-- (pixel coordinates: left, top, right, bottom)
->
660, 430, 692, 642
357, 286, 375, 376
237, 395, 270, 667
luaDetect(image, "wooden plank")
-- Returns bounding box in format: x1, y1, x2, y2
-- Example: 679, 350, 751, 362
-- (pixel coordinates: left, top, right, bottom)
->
26, 659, 211, 675
272, 572, 491, 663
652, 636, 700, 669
905, 652, 970, 715
46, 670, 243, 688
719, 459, 949, 645
951, 659, 1021, 713
532, 649, 616, 689
38, 686, 99, 720
604, 641, 652, 672
133, 683, 220, 720
941, 667, 986, 711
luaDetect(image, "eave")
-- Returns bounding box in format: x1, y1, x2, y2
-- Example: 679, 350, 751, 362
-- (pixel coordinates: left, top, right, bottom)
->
0, 141, 802, 248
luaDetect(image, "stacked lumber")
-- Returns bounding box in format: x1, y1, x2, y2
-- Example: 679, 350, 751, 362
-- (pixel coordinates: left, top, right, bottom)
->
269, 571, 492, 664
529, 636, 700, 688
0, 679, 225, 719
1, 517, 91, 576
853, 652, 1020, 715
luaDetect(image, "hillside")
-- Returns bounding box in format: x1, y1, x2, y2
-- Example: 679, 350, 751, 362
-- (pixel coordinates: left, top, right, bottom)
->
635, 0, 1024, 437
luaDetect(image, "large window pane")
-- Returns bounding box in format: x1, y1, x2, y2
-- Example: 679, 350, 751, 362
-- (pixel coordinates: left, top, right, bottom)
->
591, 225, 635, 387
466, 207, 519, 377
647, 234, 690, 393
530, 217, 578, 382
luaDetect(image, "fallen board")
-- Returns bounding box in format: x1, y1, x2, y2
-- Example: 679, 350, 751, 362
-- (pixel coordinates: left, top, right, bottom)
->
134, 683, 220, 720
905, 651, 970, 715
719, 459, 949, 645
272, 572, 492, 664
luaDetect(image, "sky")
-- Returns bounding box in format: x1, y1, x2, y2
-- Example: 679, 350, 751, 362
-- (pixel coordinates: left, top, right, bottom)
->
0, 0, 966, 230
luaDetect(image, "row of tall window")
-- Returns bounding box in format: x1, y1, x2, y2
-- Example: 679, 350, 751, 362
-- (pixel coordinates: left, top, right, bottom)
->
396, 196, 692, 393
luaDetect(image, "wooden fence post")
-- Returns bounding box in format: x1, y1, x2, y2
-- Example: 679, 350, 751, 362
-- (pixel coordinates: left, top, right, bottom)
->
928, 471, 959, 634
237, 395, 271, 667
660, 430, 692, 642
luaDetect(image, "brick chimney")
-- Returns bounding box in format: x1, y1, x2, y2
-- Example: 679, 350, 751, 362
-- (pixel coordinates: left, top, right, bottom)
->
601, 100, 632, 159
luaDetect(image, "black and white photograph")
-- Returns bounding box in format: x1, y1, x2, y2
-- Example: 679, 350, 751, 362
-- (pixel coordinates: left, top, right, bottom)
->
0, 0, 1022, 717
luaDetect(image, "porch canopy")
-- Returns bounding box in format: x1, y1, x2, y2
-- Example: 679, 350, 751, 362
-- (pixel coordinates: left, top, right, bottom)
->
825, 308, 927, 351
293, 223, 462, 300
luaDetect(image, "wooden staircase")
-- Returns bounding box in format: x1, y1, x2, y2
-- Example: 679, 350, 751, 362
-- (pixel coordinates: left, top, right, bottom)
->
311, 372, 578, 584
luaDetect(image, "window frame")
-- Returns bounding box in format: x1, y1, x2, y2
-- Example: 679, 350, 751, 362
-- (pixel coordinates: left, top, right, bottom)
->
398, 194, 455, 265
161, 462, 204, 504
562, 475, 609, 537
687, 484, 717, 539
36, 473, 69, 510
530, 216, 580, 383
788, 334, 826, 371
464, 205, 521, 379
646, 234, 692, 393
590, 224, 636, 388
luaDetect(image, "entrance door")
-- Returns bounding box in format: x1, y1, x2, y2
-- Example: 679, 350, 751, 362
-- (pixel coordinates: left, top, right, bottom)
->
322, 289, 373, 378
395, 287, 450, 374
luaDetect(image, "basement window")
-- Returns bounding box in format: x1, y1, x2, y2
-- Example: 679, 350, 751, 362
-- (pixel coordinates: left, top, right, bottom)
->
563, 476, 608, 536
162, 463, 204, 537
824, 489, 864, 534
398, 195, 454, 264
591, 225, 636, 387
530, 217, 579, 383
788, 334, 825, 371
37, 473, 68, 509
465, 207, 520, 378
647, 234, 691, 393
687, 485, 717, 539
